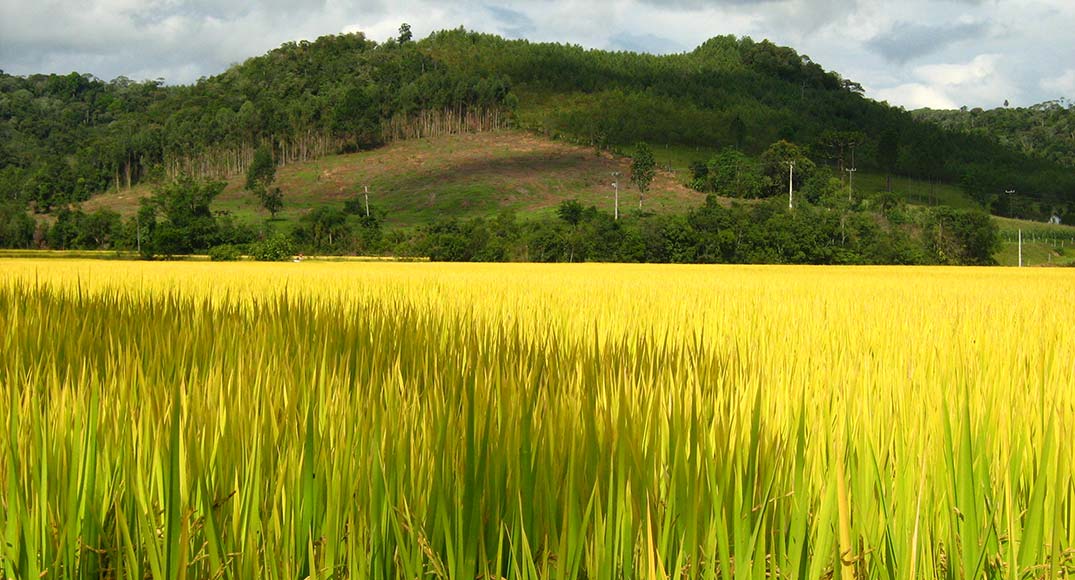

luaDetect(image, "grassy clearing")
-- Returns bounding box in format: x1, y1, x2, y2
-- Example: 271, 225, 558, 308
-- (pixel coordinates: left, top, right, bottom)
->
852, 173, 982, 210
994, 216, 1075, 236
2, 260, 1075, 578
81, 131, 704, 230
992, 217, 1075, 266
0, 249, 146, 260
995, 241, 1075, 267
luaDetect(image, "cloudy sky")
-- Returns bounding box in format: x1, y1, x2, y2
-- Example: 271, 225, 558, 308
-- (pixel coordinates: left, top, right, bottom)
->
1, 0, 1073, 110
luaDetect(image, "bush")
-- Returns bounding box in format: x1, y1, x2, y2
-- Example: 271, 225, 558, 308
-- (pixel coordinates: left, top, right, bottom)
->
0, 202, 37, 248
343, 196, 367, 215
250, 233, 294, 261
208, 244, 242, 261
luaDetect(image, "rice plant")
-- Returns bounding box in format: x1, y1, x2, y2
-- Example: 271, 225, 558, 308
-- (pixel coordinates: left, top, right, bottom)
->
1, 260, 1073, 579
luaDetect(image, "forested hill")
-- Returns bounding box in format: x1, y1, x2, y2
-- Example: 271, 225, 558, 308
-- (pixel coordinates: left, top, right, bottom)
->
914, 101, 1075, 169
2, 27, 1073, 219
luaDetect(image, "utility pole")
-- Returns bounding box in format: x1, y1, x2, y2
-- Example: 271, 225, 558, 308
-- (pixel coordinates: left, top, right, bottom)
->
612, 172, 621, 220
1014, 229, 1023, 268
845, 168, 857, 202
788, 161, 795, 209
364, 185, 370, 218
1005, 189, 1016, 218
136, 212, 141, 255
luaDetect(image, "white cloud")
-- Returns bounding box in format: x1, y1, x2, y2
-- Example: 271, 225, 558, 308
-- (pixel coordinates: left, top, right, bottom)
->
917, 54, 1000, 87
874, 83, 957, 110
873, 54, 1018, 110
1041, 69, 1075, 98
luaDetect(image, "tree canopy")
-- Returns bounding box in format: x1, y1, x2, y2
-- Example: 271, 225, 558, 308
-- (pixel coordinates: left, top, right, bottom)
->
630, 143, 656, 210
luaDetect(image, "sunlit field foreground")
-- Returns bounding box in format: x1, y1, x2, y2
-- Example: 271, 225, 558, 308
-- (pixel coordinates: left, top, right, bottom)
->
2, 260, 1074, 580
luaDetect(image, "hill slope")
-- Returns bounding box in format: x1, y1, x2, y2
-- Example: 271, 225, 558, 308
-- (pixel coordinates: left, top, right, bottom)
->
83, 131, 704, 227
82, 129, 993, 229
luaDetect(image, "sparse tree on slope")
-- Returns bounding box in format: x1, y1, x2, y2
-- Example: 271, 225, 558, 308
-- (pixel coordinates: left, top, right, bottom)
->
631, 142, 656, 211
557, 199, 584, 227
246, 146, 284, 219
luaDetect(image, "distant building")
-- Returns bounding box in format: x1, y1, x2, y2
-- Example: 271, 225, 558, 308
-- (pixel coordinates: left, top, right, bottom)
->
1049, 215, 1062, 225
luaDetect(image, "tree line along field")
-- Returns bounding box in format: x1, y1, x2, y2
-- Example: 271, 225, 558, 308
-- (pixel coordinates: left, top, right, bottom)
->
2, 259, 1074, 579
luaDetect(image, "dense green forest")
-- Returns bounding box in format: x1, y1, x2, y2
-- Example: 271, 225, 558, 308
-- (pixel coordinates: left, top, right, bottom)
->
914, 99, 1075, 173
0, 27, 1072, 260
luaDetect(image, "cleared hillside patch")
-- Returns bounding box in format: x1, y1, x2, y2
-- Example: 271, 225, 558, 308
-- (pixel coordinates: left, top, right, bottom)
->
83, 131, 704, 228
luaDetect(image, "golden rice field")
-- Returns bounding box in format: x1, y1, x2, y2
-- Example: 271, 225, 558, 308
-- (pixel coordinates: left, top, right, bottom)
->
2, 259, 1074, 580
